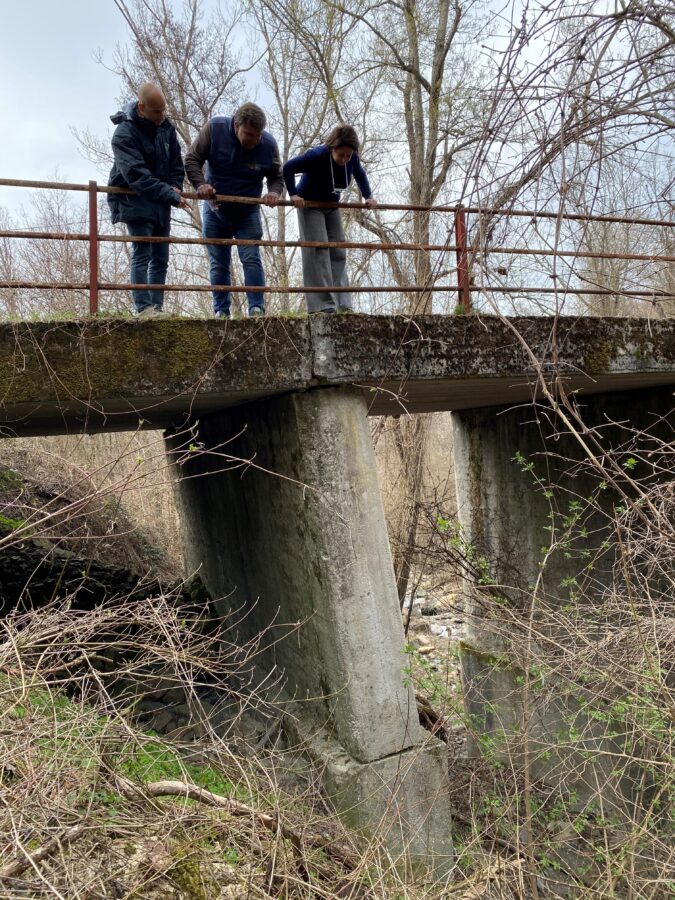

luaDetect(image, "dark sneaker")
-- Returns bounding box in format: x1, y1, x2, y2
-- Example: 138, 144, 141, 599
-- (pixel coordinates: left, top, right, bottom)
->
249, 307, 265, 318
337, 307, 356, 314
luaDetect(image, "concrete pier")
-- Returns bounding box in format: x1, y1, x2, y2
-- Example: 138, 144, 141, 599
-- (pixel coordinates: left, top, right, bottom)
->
452, 386, 674, 801
166, 386, 453, 871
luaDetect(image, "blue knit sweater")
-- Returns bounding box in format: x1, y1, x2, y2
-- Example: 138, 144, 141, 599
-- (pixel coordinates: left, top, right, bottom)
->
283, 145, 372, 201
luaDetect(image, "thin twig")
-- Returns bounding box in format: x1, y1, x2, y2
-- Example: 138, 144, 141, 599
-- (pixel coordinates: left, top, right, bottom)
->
0, 823, 88, 880
113, 776, 360, 868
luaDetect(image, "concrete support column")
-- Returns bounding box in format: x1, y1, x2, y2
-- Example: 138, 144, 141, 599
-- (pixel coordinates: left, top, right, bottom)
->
452, 386, 674, 800
166, 386, 452, 871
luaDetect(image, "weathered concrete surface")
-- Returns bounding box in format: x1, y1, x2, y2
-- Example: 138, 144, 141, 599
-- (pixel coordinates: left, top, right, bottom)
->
300, 724, 453, 877
453, 385, 675, 803
454, 384, 675, 620
0, 317, 311, 436
165, 387, 452, 866
1, 315, 675, 435
166, 387, 420, 762
311, 314, 675, 414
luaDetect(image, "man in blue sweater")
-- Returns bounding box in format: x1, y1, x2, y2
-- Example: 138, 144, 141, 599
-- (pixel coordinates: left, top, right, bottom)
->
185, 103, 283, 318
108, 83, 189, 317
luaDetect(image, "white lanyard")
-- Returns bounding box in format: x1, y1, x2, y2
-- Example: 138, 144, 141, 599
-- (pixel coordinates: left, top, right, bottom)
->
330, 156, 349, 194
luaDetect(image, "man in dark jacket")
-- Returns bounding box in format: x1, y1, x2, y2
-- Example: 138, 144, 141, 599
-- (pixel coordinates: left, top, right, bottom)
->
185, 102, 283, 318
108, 83, 188, 317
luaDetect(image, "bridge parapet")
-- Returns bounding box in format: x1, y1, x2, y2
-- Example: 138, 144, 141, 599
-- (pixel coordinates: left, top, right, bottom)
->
1, 315, 674, 436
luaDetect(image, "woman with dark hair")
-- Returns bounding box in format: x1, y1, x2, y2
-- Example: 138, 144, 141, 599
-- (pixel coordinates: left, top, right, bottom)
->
283, 125, 376, 313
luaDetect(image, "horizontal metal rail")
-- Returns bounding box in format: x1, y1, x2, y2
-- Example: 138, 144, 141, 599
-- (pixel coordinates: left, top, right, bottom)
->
2, 175, 674, 317
3, 280, 673, 299
1, 229, 674, 264
1, 177, 673, 228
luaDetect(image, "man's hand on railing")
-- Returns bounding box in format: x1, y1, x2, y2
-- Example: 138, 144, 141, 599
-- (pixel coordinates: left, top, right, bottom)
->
196, 184, 217, 199
365, 198, 377, 209
263, 192, 281, 208
291, 195, 305, 208
172, 188, 191, 210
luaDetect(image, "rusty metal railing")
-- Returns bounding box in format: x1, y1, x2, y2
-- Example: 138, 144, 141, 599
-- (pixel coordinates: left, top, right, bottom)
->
1, 176, 674, 317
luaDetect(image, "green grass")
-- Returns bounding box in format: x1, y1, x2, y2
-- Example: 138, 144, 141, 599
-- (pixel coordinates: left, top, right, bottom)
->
1, 675, 251, 812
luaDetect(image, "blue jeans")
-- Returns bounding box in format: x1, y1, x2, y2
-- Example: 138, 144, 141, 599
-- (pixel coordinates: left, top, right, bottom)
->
203, 204, 265, 315
127, 220, 170, 312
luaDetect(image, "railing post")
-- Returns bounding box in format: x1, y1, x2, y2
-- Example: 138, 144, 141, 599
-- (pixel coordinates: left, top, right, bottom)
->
88, 180, 99, 316
454, 205, 471, 313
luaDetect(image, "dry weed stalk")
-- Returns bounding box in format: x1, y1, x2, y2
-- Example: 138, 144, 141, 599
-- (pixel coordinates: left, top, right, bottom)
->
415, 387, 675, 897
0, 592, 453, 899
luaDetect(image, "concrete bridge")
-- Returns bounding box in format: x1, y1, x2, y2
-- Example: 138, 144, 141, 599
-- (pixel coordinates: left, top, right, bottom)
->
2, 314, 674, 874
2, 314, 673, 432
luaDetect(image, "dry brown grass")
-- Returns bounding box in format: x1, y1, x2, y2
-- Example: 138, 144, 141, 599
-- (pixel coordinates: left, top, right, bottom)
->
0, 596, 463, 900
1, 431, 184, 579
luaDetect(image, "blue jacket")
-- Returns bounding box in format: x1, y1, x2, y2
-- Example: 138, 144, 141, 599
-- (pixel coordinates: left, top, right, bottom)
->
283, 145, 372, 202
191, 116, 281, 199
107, 102, 184, 227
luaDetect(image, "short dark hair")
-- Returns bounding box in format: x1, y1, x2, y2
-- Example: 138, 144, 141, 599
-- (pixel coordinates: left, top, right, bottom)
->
234, 102, 266, 132
324, 124, 360, 153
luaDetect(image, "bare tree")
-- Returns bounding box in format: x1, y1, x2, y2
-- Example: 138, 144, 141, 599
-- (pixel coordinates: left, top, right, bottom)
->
75, 0, 265, 315
467, 0, 675, 314
257, 0, 488, 312
0, 208, 21, 319
111, 0, 250, 147
244, 0, 363, 309
0, 189, 142, 318
251, 0, 492, 600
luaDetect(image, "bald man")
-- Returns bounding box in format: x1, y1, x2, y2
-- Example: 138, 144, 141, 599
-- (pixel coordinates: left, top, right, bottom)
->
108, 83, 189, 317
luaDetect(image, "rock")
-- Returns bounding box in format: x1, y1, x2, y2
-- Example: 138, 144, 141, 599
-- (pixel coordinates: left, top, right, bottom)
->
146, 709, 176, 733
430, 624, 449, 637
138, 840, 173, 876
420, 606, 439, 616
417, 644, 434, 655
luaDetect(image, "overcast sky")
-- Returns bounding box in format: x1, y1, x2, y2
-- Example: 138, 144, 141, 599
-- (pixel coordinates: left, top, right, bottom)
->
0, 1, 163, 216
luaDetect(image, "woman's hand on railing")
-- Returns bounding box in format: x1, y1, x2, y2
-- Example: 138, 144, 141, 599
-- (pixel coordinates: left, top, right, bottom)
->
365, 198, 377, 209
291, 195, 305, 208
197, 184, 217, 199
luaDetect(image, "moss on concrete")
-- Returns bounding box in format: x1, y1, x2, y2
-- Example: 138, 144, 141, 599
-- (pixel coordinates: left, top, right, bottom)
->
0, 318, 311, 406
0, 321, 209, 403
459, 640, 520, 672
1, 315, 674, 434
583, 339, 614, 377
466, 424, 485, 548
312, 314, 675, 381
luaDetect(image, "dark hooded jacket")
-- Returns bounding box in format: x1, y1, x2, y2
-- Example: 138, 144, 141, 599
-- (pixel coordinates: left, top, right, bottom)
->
107, 101, 185, 226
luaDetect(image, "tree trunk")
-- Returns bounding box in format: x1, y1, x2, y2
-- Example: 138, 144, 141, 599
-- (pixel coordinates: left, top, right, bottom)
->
392, 415, 430, 606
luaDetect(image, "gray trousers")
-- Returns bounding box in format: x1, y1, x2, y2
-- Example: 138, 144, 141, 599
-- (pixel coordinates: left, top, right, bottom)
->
297, 207, 352, 312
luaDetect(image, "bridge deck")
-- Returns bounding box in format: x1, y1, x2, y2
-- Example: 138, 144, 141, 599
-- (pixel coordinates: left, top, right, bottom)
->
1, 315, 674, 435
